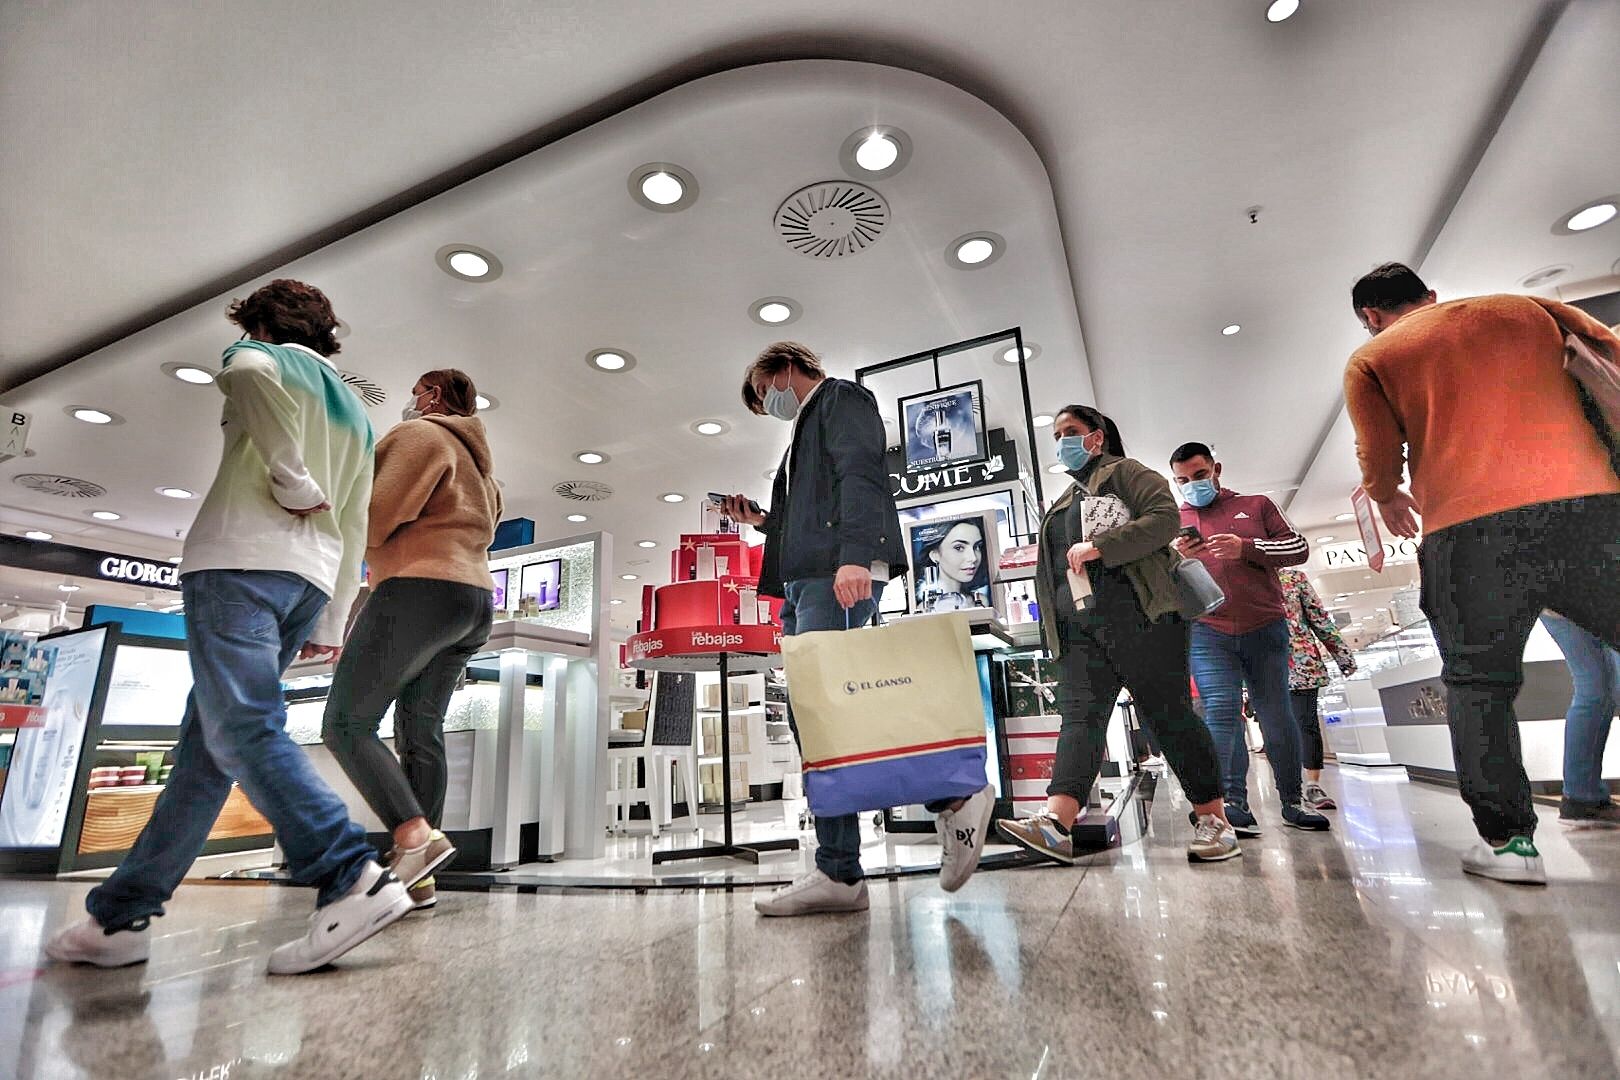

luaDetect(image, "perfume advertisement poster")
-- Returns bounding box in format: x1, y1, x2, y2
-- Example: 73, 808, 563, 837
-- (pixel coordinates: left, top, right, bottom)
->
900, 380, 987, 473
906, 513, 998, 614
0, 628, 108, 849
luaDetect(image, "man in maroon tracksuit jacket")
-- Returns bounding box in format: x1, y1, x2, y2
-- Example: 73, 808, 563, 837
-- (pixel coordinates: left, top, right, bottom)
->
1170, 442, 1329, 834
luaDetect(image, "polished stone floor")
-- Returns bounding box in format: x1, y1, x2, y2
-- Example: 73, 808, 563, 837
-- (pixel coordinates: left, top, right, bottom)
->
6, 765, 1620, 1079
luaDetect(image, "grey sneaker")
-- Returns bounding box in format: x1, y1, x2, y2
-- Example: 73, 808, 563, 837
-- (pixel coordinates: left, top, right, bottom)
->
1187, 814, 1241, 862
755, 869, 869, 917
936, 785, 995, 893
1304, 782, 1337, 811
387, 831, 457, 889
995, 811, 1079, 865
1559, 799, 1620, 830
1282, 801, 1331, 831
1461, 836, 1546, 885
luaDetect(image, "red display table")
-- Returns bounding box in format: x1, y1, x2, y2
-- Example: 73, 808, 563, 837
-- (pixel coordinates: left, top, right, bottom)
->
625, 625, 798, 865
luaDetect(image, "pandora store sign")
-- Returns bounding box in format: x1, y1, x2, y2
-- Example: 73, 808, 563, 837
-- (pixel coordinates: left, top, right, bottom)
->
1314, 537, 1421, 571
0, 535, 182, 592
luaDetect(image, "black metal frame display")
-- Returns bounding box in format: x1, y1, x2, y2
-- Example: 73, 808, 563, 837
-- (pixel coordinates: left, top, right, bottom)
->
635, 651, 800, 866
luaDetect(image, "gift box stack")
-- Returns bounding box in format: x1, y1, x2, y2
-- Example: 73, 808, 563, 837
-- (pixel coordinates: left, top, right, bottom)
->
1000, 656, 1060, 813
0, 632, 56, 706
640, 533, 783, 632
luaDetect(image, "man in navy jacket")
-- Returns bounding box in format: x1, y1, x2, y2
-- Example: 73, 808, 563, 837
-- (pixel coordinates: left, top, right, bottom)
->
723, 342, 995, 916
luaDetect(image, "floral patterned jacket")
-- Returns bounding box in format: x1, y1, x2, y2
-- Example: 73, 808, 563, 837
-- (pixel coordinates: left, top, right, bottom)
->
1278, 568, 1357, 690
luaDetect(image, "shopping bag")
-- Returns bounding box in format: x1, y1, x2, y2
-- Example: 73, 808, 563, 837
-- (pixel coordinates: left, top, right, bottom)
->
780, 610, 989, 818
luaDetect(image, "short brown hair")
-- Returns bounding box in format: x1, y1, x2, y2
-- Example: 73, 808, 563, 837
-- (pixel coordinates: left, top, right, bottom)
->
417, 369, 479, 417
228, 279, 342, 357
741, 341, 825, 415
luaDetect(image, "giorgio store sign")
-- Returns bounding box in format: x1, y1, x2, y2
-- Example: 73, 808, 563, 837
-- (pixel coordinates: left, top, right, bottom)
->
0, 535, 181, 591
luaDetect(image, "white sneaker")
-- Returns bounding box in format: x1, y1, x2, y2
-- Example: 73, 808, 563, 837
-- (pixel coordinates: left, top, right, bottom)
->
755, 868, 869, 917
45, 917, 150, 968
1138, 754, 1167, 769
1461, 836, 1547, 886
267, 861, 413, 975
936, 784, 996, 893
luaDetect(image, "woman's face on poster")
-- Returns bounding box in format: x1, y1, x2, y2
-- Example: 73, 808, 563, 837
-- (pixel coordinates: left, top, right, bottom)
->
931, 522, 985, 588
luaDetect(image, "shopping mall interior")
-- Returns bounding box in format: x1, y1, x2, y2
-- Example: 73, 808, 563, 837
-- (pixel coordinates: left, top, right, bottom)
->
3, 1, 1620, 1076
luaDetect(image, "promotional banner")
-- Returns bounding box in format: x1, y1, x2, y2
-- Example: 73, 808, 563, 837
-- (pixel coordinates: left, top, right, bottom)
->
0, 628, 108, 849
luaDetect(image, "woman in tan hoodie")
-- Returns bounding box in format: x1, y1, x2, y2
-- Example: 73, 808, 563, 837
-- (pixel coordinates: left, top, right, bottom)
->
323, 369, 502, 910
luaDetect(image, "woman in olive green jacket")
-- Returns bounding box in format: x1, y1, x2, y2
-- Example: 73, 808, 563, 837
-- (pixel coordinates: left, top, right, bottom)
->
997, 405, 1238, 864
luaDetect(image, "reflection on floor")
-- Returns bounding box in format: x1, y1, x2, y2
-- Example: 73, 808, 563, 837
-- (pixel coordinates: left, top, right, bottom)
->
7, 764, 1620, 1078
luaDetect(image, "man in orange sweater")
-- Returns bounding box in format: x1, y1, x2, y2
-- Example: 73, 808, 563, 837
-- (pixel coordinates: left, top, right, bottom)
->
1345, 262, 1620, 885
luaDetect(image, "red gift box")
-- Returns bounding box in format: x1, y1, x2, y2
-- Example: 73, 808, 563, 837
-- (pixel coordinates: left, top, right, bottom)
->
651, 580, 723, 630
670, 536, 754, 582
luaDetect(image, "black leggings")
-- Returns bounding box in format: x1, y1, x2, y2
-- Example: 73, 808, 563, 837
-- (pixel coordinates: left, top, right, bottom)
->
1048, 612, 1222, 807
322, 578, 493, 831
1291, 689, 1325, 772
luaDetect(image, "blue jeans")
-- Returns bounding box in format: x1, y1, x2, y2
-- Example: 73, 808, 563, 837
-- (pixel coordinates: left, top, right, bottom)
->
87, 571, 375, 930
1541, 613, 1620, 805
780, 577, 882, 883
1189, 618, 1304, 807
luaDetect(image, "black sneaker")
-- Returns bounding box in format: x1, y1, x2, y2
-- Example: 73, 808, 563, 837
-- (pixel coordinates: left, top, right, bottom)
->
1282, 801, 1331, 831
1560, 798, 1620, 830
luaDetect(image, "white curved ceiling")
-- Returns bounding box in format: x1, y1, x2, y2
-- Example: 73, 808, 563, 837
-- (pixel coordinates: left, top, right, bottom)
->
3, 0, 1614, 631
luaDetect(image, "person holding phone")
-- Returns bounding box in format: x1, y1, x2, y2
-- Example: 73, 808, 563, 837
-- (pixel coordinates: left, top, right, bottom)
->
725, 341, 996, 916
1170, 442, 1328, 836
997, 405, 1238, 865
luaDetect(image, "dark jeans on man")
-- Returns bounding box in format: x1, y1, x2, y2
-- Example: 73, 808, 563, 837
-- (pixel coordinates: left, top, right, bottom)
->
1291, 689, 1325, 772
88, 571, 375, 929
1419, 494, 1620, 841
1050, 611, 1222, 807
323, 578, 494, 831
1189, 617, 1305, 808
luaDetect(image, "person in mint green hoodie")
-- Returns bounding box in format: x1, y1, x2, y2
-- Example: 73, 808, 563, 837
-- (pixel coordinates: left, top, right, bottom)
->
47, 280, 413, 976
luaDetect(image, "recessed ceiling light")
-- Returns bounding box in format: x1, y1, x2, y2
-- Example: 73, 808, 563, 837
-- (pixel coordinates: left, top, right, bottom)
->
24, 530, 52, 541
474, 393, 499, 412
1335, 513, 1355, 522
691, 420, 729, 437
1562, 201, 1617, 233
840, 126, 912, 180
855, 133, 899, 172
750, 297, 801, 327
949, 233, 1004, 269
157, 487, 195, 499
168, 556, 183, 564
1047, 463, 1066, 474
90, 511, 122, 522
620, 573, 639, 581
1266, 0, 1300, 22
764, 469, 778, 480
629, 163, 698, 213
610, 599, 625, 606
566, 513, 589, 524
68, 407, 121, 425
58, 581, 80, 593
999, 344, 1040, 364
660, 492, 685, 503
1033, 413, 1055, 426
637, 540, 658, 549
575, 451, 610, 465
163, 363, 216, 385
1221, 324, 1242, 336
586, 349, 636, 374
435, 244, 503, 283
1317, 536, 1338, 544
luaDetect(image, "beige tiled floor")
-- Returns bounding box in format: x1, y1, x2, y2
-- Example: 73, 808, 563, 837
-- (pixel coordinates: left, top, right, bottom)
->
6, 766, 1620, 1078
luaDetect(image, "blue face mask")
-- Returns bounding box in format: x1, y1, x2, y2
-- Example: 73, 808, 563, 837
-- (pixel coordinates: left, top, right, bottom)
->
763, 377, 799, 422
1056, 434, 1099, 473
1181, 478, 1220, 508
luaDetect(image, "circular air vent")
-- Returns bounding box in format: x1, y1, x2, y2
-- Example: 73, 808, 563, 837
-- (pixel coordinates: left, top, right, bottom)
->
338, 371, 387, 407
14, 474, 107, 499
554, 480, 613, 502
774, 181, 889, 258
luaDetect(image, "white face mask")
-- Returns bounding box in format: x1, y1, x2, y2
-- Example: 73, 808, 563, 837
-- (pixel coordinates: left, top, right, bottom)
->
763, 376, 799, 422
401, 390, 432, 422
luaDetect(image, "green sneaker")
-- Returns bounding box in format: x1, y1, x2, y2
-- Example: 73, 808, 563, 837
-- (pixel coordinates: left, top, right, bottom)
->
1461, 835, 1546, 885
